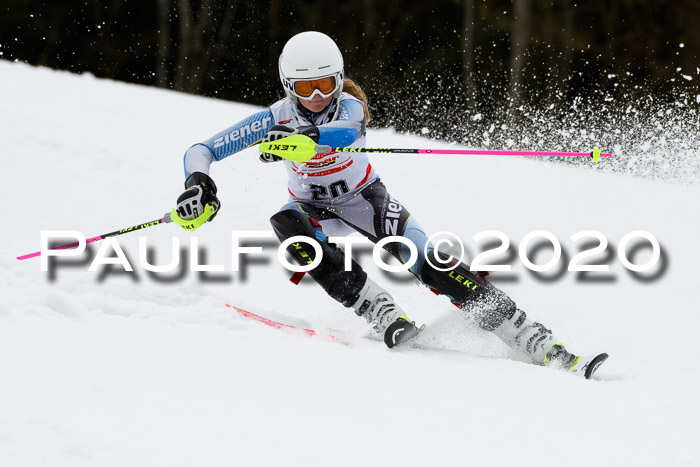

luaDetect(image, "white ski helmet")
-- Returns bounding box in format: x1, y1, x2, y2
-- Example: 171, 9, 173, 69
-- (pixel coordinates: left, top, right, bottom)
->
278, 31, 344, 104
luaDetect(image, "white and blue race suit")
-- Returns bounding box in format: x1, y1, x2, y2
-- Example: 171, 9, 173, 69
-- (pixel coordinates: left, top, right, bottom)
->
182, 93, 431, 276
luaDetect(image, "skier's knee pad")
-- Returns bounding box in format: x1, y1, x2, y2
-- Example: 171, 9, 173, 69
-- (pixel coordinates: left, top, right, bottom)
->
420, 251, 516, 331
270, 209, 366, 307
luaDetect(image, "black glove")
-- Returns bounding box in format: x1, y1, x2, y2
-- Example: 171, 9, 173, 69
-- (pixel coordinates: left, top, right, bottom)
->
176, 172, 220, 222
259, 124, 320, 163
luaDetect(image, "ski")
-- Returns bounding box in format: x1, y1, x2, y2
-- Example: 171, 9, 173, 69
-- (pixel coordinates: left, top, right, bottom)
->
225, 304, 422, 347
569, 353, 609, 379
224, 304, 343, 343
225, 303, 607, 379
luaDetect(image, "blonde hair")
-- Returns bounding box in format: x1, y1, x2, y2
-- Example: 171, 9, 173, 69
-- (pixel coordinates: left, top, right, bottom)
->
343, 78, 371, 122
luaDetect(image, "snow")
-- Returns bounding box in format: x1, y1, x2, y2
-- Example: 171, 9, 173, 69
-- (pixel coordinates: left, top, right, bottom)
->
1, 61, 699, 466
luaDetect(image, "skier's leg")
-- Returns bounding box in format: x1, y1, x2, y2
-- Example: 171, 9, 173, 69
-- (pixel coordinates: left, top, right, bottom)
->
270, 203, 419, 346
270, 204, 365, 306
419, 252, 561, 364
421, 254, 606, 376
330, 179, 430, 276
340, 181, 567, 365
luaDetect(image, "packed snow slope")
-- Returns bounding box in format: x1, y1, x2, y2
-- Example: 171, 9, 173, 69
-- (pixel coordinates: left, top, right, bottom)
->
1, 61, 699, 467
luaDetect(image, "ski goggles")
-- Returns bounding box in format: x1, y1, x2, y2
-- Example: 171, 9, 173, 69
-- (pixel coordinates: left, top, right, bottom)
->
291, 76, 339, 99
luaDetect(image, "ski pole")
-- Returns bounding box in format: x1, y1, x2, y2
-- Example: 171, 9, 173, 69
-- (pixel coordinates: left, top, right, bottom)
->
16, 212, 173, 260
259, 134, 611, 164
16, 202, 216, 261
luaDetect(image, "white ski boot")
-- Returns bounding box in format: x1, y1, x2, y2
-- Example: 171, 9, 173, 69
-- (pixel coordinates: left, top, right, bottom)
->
352, 278, 423, 348
545, 344, 609, 379
493, 308, 608, 379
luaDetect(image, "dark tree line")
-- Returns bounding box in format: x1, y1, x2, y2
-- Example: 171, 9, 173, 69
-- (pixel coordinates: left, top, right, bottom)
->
1, 0, 698, 141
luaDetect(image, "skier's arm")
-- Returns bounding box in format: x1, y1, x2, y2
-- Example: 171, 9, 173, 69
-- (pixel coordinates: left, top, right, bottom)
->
183, 109, 275, 177
316, 98, 366, 147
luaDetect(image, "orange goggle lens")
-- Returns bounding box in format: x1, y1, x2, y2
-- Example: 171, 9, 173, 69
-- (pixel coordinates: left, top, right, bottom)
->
293, 76, 337, 98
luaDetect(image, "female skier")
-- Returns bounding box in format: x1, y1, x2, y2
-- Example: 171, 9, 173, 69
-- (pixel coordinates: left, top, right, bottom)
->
174, 31, 606, 377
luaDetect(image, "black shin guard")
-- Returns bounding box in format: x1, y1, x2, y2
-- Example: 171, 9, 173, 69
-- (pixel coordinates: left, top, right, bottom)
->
270, 210, 367, 307
420, 251, 516, 331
